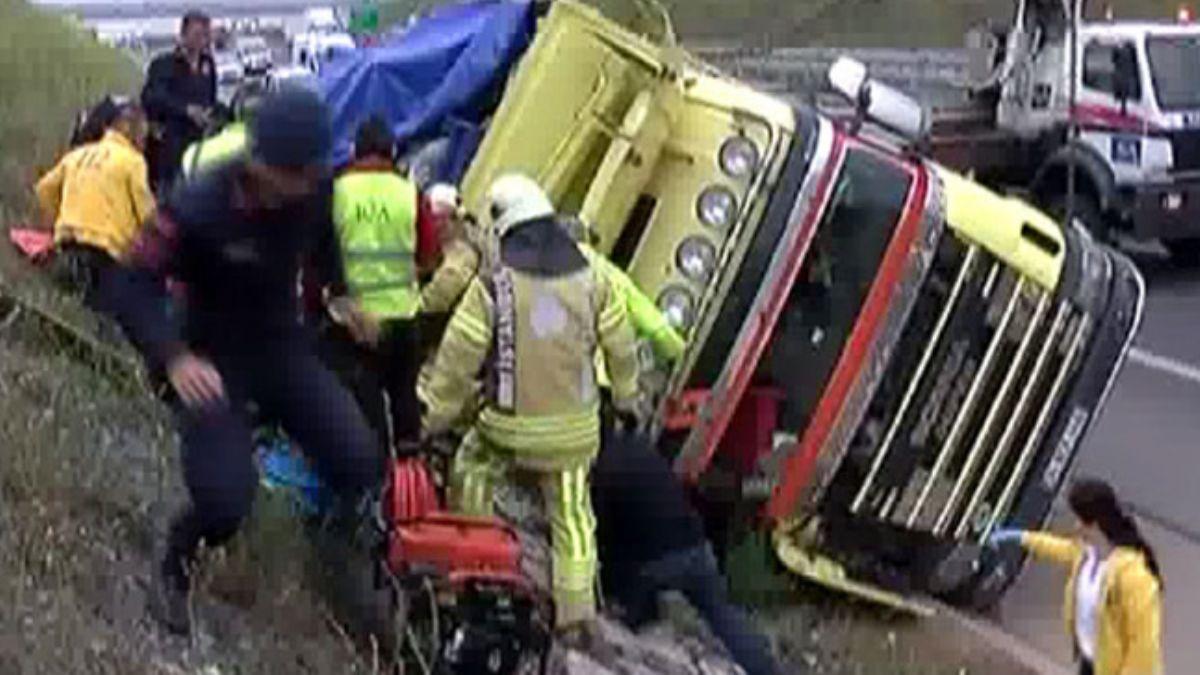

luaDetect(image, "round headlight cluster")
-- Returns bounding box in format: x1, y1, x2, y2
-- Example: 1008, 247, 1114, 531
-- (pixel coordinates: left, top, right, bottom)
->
657, 287, 695, 331
676, 236, 717, 284
719, 136, 760, 178
697, 186, 737, 229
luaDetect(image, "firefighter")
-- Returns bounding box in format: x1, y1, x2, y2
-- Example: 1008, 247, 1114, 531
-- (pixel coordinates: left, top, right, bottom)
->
142, 10, 217, 193
326, 115, 440, 449
421, 174, 641, 636
103, 88, 382, 637
35, 98, 154, 307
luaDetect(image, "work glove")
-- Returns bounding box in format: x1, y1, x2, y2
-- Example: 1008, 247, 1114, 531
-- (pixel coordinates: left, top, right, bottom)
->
986, 528, 1025, 549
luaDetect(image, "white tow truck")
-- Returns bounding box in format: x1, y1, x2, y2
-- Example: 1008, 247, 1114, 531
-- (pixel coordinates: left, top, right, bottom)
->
930, 0, 1200, 259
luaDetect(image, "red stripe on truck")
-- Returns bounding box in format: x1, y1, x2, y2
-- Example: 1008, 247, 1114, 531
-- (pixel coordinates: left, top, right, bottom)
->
765, 154, 929, 522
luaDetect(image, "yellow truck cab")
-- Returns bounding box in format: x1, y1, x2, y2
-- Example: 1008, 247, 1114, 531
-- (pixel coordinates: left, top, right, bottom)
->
461, 0, 1144, 611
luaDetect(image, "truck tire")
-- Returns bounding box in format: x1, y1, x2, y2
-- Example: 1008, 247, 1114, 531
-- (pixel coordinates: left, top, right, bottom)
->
1046, 193, 1109, 243
1166, 238, 1200, 265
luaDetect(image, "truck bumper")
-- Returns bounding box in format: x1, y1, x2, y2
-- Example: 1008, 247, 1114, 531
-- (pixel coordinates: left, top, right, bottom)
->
1129, 177, 1200, 239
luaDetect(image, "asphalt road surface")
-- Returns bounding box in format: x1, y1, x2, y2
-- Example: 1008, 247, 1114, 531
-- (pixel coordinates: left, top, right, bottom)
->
999, 243, 1200, 674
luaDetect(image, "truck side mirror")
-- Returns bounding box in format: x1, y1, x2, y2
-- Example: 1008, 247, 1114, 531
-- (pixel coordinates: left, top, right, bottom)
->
1112, 44, 1140, 106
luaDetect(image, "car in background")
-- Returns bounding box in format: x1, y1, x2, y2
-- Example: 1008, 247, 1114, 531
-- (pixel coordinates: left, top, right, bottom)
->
214, 50, 244, 106
291, 30, 356, 75
265, 64, 320, 93
232, 34, 273, 75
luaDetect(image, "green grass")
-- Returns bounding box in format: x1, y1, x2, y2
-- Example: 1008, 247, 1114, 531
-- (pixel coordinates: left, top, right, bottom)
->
0, 0, 140, 226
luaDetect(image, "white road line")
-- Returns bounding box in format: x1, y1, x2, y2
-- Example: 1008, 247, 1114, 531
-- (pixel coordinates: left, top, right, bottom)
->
1128, 347, 1200, 386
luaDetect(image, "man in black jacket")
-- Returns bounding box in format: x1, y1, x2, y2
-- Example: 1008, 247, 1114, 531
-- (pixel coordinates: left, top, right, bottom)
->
591, 429, 781, 675
141, 10, 217, 194
104, 88, 381, 636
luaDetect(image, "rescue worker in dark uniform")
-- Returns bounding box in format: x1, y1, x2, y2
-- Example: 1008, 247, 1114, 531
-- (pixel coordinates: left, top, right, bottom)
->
142, 10, 217, 194
422, 174, 641, 640
103, 88, 381, 636
326, 115, 440, 450
592, 431, 781, 675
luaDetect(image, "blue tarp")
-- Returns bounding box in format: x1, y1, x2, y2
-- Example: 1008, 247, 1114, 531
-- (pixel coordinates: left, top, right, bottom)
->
319, 0, 535, 167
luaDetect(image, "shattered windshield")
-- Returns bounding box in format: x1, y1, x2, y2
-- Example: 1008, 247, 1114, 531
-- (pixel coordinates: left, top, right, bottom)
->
1147, 35, 1200, 111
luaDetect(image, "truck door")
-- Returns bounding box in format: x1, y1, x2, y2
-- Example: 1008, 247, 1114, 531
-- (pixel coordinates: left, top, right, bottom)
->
1076, 38, 1155, 185
997, 0, 1070, 136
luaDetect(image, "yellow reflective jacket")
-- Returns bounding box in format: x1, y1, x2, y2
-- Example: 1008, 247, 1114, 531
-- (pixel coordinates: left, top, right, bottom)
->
181, 122, 248, 180
36, 130, 155, 261
420, 238, 480, 315
333, 170, 420, 319
423, 257, 639, 470
1022, 532, 1162, 675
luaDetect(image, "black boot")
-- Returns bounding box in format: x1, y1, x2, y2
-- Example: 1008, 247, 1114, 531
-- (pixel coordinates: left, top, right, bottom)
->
149, 553, 192, 636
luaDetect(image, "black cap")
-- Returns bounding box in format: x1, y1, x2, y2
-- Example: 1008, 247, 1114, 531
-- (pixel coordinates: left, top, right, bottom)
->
250, 86, 332, 170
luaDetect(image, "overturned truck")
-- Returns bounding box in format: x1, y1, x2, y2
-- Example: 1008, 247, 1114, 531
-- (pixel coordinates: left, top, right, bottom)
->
451, 0, 1143, 612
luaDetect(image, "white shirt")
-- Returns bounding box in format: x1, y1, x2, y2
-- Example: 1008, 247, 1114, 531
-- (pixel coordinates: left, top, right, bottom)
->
1075, 547, 1109, 661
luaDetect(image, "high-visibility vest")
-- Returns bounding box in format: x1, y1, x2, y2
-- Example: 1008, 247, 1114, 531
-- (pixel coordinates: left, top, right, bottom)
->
332, 171, 420, 319
181, 123, 248, 180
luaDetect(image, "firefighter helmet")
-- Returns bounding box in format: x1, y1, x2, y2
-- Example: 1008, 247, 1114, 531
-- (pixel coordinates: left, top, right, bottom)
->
485, 174, 554, 237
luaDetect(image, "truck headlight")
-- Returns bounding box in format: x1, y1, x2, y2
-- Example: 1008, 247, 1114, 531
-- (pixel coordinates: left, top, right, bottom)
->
657, 287, 695, 330
676, 236, 716, 283
697, 186, 737, 229
719, 137, 760, 178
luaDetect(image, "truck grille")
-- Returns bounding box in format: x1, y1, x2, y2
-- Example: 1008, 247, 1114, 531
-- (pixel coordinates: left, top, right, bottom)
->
1169, 130, 1200, 173
840, 236, 1090, 542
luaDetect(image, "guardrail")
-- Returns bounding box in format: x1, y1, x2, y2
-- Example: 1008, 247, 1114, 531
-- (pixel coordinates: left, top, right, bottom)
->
693, 46, 978, 108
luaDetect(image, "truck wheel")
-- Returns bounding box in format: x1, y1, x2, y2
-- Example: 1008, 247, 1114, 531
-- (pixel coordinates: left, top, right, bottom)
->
1166, 238, 1200, 265
1046, 193, 1109, 244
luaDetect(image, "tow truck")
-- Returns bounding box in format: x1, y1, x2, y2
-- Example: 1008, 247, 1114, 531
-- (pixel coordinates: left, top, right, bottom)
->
458, 0, 1143, 611
932, 0, 1200, 260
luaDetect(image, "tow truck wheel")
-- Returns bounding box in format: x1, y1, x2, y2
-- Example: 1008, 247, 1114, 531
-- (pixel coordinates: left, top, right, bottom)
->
1045, 193, 1109, 244
1166, 238, 1200, 265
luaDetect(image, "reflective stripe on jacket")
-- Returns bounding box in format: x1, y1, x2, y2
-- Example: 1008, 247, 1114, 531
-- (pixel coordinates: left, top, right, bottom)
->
36, 130, 156, 261
332, 171, 419, 319
423, 259, 639, 471
181, 122, 248, 179
1021, 532, 1162, 675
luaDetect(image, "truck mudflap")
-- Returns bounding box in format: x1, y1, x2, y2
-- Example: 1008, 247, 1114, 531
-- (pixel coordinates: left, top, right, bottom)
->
1129, 176, 1200, 240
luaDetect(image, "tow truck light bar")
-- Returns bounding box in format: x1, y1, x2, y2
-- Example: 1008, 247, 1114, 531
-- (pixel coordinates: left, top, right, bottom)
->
828, 56, 930, 142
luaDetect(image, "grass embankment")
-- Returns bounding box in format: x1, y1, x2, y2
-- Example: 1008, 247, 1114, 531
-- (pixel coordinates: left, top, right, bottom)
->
0, 2, 385, 672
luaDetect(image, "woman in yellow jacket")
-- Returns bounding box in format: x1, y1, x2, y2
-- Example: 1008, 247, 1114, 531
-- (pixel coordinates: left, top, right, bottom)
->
989, 479, 1163, 675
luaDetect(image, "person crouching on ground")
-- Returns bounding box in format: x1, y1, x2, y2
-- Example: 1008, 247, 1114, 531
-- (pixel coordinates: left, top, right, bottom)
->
35, 98, 154, 307
989, 479, 1162, 675
591, 429, 781, 675
103, 87, 383, 638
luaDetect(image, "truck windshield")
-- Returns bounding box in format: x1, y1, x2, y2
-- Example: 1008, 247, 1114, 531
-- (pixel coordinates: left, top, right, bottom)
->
762, 147, 913, 431
1147, 35, 1200, 111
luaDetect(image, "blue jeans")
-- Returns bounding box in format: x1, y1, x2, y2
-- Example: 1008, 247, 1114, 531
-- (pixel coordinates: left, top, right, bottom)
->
613, 544, 779, 675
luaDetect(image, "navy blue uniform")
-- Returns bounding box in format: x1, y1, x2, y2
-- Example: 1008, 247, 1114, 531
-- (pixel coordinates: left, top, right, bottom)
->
104, 161, 380, 584
141, 48, 217, 192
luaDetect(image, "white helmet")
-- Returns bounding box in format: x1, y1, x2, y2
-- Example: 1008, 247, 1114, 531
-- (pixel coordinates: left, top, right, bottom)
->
426, 183, 460, 218
486, 173, 554, 236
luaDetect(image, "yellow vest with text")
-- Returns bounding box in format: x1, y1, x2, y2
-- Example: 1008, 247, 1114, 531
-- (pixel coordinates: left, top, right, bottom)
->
332, 171, 420, 319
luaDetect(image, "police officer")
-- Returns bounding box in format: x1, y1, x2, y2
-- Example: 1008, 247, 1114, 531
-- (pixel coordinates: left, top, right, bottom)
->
327, 115, 439, 449
104, 88, 381, 636
422, 174, 641, 637
142, 10, 218, 193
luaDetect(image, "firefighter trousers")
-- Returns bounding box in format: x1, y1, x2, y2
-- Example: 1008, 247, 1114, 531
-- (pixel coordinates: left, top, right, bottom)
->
449, 429, 598, 628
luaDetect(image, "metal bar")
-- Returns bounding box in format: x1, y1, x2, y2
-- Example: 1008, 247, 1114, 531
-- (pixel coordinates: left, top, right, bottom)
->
956, 301, 1071, 538
905, 275, 1025, 529
849, 245, 982, 514
981, 262, 1002, 299
981, 314, 1091, 541
933, 291, 1050, 535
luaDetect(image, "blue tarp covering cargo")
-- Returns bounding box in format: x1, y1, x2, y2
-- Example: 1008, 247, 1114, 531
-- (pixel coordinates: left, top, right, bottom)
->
319, 0, 535, 170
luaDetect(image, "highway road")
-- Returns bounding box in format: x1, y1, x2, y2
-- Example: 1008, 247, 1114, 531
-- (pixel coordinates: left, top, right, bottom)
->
1000, 242, 1200, 674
